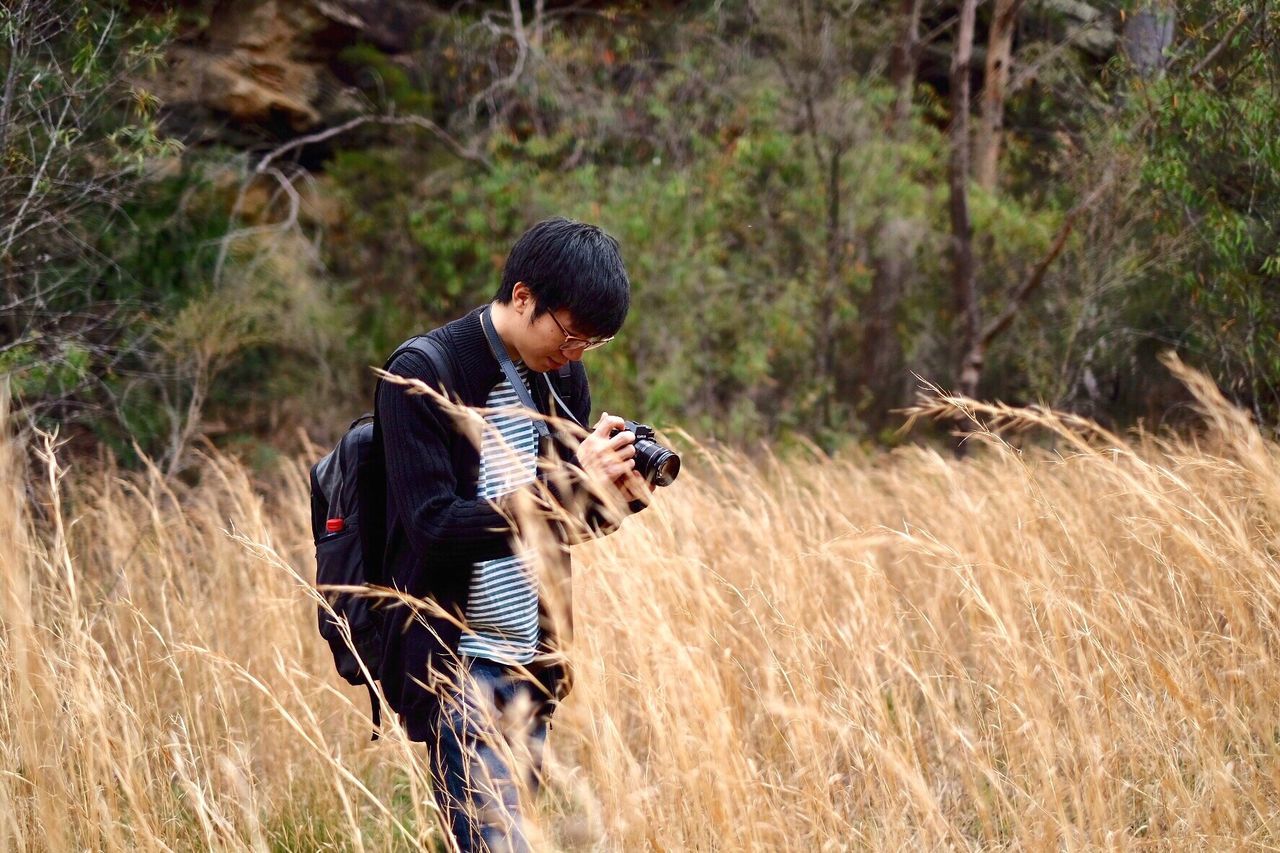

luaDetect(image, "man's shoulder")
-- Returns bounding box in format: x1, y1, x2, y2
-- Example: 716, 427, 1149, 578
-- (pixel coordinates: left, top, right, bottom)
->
384, 308, 482, 375
383, 333, 452, 381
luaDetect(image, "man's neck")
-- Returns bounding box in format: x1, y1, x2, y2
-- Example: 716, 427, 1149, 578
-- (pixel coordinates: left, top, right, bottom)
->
487, 300, 523, 363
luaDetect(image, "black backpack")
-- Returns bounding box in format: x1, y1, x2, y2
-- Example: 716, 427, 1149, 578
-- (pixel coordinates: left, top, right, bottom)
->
308, 335, 450, 737
309, 330, 575, 737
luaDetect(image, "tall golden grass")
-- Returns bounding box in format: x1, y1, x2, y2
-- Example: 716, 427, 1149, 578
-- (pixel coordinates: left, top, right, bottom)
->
4, 356, 1280, 851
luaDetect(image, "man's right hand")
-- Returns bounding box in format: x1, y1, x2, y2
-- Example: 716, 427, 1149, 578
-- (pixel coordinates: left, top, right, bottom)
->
576, 412, 637, 486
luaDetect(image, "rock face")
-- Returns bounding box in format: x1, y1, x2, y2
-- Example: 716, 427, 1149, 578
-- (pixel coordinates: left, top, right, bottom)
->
154, 0, 430, 142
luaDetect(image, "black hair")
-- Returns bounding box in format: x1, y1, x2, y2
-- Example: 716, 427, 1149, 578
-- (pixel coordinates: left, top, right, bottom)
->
494, 217, 631, 338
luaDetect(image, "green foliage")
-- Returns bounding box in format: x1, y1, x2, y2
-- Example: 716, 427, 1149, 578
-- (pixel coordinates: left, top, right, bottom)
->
0, 343, 91, 400
313, 71, 961, 443
17, 0, 1280, 464
0, 0, 183, 454
1124, 0, 1280, 412
340, 42, 434, 114
405, 163, 537, 311
80, 165, 231, 461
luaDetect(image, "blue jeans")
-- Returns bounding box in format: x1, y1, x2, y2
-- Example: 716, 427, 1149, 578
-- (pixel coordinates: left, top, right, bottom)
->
427, 656, 552, 853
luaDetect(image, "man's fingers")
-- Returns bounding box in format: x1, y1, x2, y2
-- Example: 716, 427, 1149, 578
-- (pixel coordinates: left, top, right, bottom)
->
610, 458, 637, 479
593, 411, 625, 437
613, 468, 653, 504
581, 412, 648, 492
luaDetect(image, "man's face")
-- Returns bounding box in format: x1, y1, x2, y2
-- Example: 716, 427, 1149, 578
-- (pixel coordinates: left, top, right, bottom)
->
519, 307, 590, 373
507, 282, 609, 373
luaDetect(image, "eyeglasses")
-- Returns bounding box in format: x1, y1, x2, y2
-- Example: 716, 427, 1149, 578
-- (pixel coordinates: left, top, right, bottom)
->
548, 310, 613, 353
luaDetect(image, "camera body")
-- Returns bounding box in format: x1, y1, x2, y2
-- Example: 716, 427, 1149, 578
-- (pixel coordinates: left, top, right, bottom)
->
611, 420, 681, 487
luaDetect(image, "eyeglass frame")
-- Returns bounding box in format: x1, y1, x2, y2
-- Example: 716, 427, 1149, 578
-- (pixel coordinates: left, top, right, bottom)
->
546, 309, 613, 353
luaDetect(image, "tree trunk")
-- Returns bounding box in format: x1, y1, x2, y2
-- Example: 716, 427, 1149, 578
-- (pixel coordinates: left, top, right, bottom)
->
975, 0, 1025, 191
949, 0, 980, 404
856, 218, 911, 426
957, 177, 1111, 414
1123, 3, 1175, 77
888, 0, 922, 134
816, 144, 844, 430
858, 0, 922, 422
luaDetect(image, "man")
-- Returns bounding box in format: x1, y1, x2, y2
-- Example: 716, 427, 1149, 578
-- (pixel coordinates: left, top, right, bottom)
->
376, 218, 648, 851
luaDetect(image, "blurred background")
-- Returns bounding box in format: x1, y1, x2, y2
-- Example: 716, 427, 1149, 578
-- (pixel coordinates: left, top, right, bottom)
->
3, 0, 1277, 472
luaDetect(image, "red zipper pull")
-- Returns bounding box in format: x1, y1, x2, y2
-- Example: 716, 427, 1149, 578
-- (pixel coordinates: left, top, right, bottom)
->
326, 518, 345, 533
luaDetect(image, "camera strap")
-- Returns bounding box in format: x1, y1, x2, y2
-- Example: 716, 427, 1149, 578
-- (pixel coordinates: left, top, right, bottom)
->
543, 371, 583, 429
480, 305, 550, 440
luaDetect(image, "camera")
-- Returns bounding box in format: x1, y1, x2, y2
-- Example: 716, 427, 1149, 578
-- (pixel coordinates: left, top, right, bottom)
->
611, 420, 680, 487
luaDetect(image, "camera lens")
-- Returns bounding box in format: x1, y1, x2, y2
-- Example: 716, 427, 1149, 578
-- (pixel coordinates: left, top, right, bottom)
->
636, 440, 681, 487
651, 449, 680, 486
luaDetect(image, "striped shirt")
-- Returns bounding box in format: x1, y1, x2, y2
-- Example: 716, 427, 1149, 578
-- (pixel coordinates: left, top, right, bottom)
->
457, 362, 541, 665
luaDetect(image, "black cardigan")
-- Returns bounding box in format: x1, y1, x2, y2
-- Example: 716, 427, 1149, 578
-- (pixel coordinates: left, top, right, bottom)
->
375, 305, 631, 739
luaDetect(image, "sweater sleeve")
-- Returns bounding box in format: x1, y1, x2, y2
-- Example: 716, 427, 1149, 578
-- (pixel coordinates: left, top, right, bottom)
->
378, 349, 519, 567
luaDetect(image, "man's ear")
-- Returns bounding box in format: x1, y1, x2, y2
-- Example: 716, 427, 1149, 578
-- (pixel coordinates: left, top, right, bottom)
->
511, 281, 533, 315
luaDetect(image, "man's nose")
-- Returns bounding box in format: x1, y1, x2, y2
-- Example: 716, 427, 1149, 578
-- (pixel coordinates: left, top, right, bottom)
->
566, 348, 585, 362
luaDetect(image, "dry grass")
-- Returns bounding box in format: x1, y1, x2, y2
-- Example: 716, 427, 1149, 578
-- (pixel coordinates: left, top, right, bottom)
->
4, 356, 1280, 851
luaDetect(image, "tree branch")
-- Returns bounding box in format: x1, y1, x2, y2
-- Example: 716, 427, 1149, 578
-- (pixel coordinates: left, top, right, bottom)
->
1008, 18, 1107, 95
1189, 10, 1252, 78
253, 113, 492, 176
0, 3, 25, 159
979, 177, 1113, 349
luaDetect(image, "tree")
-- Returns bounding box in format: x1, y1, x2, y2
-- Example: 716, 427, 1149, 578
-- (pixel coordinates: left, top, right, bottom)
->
0, 1, 177, 434
1122, 0, 1280, 423
975, 0, 1027, 191
946, 0, 1114, 445
948, 0, 981, 402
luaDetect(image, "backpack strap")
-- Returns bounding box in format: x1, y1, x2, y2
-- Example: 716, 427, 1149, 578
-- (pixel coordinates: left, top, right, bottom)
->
550, 364, 576, 413
364, 333, 455, 586
361, 334, 455, 742
554, 364, 573, 402
366, 682, 382, 742
543, 368, 583, 429
376, 334, 456, 406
